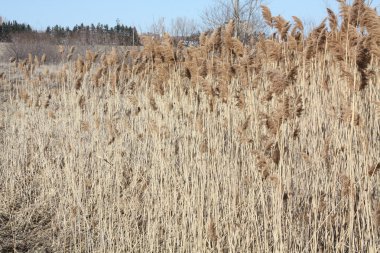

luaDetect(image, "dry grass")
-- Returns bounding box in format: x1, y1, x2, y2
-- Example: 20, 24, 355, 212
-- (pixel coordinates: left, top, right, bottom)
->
0, 2, 380, 252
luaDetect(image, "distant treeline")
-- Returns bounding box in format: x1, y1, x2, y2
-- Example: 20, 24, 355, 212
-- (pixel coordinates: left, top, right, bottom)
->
0, 20, 33, 41
45, 23, 140, 46
0, 19, 141, 46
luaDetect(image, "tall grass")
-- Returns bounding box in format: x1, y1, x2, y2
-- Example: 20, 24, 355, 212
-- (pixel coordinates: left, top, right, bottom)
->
0, 1, 379, 252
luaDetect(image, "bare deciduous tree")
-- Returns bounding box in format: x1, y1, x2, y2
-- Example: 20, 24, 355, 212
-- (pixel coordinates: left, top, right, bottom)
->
150, 17, 166, 37
201, 0, 265, 41
170, 17, 198, 38
4, 32, 60, 63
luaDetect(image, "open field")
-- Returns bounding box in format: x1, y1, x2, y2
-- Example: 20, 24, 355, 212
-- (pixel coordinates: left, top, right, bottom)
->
0, 2, 379, 252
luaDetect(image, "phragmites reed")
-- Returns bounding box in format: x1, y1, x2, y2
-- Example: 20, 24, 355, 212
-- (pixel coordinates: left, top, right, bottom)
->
292, 16, 304, 32
75, 75, 83, 90
356, 38, 371, 90
349, 0, 365, 26
4, 2, 379, 251
34, 55, 40, 67
340, 102, 361, 126
264, 69, 292, 101
69, 46, 76, 54
223, 19, 235, 57
338, 0, 350, 32
58, 45, 65, 55
261, 5, 273, 28
207, 218, 218, 245
41, 53, 46, 64
305, 19, 327, 60
208, 27, 222, 53
199, 32, 207, 46
271, 142, 280, 165
328, 38, 345, 62
235, 89, 246, 110
368, 163, 380, 176
107, 47, 119, 66
273, 15, 290, 41
28, 53, 33, 65
161, 33, 176, 63
360, 6, 380, 42
327, 8, 338, 32
75, 56, 85, 74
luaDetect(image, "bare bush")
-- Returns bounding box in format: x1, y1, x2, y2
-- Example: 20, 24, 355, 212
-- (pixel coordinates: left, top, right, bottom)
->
1, 32, 61, 63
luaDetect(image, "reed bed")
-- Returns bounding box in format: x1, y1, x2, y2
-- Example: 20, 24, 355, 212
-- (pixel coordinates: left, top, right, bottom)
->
0, 1, 379, 252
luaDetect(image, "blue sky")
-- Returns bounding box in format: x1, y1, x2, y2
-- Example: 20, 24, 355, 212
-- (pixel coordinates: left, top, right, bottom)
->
1, 0, 379, 32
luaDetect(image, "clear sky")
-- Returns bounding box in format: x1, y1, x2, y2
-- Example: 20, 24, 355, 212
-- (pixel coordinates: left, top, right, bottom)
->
1, 0, 379, 32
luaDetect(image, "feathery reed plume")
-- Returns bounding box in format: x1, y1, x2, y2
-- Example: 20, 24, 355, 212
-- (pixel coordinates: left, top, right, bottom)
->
339, 174, 355, 198
356, 38, 371, 90
28, 53, 33, 65
287, 65, 298, 84
208, 27, 222, 53
161, 33, 176, 63
199, 32, 207, 46
69, 46, 76, 54
252, 150, 270, 179
110, 69, 119, 94
264, 70, 290, 101
78, 95, 85, 111
40, 53, 46, 65
58, 45, 65, 55
107, 47, 119, 66
350, 0, 365, 26
231, 38, 245, 57
44, 94, 51, 108
361, 6, 380, 40
198, 60, 208, 78
261, 5, 273, 28
34, 55, 40, 67
238, 115, 251, 135
273, 15, 290, 41
292, 16, 304, 32
181, 67, 192, 80
328, 38, 345, 62
223, 19, 235, 57
85, 49, 94, 63
75, 75, 83, 90
149, 96, 158, 111
200, 138, 208, 154
271, 142, 280, 165
305, 19, 327, 60
291, 94, 303, 118
235, 89, 245, 110
263, 40, 282, 62
327, 8, 338, 32
207, 218, 218, 245
259, 112, 281, 136
337, 0, 350, 32
75, 56, 84, 74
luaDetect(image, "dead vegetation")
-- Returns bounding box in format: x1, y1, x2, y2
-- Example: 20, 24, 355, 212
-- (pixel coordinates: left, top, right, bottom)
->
0, 1, 379, 252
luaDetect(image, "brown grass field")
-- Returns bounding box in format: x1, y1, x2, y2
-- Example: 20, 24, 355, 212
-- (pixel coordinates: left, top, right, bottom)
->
0, 1, 379, 252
